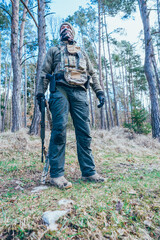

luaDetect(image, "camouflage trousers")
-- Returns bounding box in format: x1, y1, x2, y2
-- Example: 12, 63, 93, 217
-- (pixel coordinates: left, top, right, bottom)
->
48, 84, 96, 178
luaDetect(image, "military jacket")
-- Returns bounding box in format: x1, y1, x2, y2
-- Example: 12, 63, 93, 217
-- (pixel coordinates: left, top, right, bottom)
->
38, 42, 103, 95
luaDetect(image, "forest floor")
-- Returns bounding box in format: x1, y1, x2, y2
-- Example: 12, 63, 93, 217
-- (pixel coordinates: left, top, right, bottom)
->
0, 127, 160, 240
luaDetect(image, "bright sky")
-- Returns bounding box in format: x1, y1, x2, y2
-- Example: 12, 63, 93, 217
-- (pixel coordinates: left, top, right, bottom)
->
51, 0, 90, 18
51, 0, 143, 46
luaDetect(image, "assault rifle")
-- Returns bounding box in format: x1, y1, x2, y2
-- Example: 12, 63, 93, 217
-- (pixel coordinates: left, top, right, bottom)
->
40, 95, 46, 163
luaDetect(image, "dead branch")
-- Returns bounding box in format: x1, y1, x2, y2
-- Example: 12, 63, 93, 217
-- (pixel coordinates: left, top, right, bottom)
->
20, 0, 39, 28
21, 55, 38, 65
0, 6, 12, 18
44, 12, 55, 17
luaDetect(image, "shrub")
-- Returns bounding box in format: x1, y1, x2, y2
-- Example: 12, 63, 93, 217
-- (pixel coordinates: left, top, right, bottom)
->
123, 100, 151, 135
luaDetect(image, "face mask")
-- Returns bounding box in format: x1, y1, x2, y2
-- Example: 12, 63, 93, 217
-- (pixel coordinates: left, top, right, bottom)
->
60, 25, 74, 42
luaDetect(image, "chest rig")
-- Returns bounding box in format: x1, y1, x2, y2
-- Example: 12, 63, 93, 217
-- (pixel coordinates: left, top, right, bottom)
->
54, 44, 88, 86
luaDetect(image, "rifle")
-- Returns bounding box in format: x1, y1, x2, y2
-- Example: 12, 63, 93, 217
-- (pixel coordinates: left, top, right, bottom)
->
40, 95, 46, 163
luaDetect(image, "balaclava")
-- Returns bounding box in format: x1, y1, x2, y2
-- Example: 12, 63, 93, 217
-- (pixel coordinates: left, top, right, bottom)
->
60, 22, 75, 43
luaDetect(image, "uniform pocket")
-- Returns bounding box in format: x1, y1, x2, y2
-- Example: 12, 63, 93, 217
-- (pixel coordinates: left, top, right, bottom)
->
78, 58, 86, 71
68, 55, 76, 67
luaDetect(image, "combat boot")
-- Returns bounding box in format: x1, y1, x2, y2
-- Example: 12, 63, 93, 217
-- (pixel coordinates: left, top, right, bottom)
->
50, 176, 72, 189
82, 173, 106, 182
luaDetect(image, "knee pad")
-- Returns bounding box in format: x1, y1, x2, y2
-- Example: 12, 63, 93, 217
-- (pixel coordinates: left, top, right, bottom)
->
51, 129, 66, 145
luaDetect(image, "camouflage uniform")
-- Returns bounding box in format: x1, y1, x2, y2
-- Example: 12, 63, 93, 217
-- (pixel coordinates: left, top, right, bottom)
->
38, 42, 103, 178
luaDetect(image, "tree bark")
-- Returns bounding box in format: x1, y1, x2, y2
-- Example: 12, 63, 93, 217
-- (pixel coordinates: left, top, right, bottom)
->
11, 0, 22, 132
2, 68, 12, 132
104, 14, 119, 126
19, 0, 29, 66
0, 41, 1, 131
157, 0, 160, 60
138, 0, 160, 139
98, 0, 105, 129
119, 54, 127, 123
24, 46, 27, 127
151, 44, 160, 95
30, 0, 46, 135
124, 57, 130, 123
102, 15, 114, 128
89, 87, 95, 128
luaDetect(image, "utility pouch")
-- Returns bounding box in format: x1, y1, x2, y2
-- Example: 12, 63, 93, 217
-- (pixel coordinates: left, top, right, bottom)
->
68, 55, 76, 67
78, 58, 86, 71
67, 44, 80, 54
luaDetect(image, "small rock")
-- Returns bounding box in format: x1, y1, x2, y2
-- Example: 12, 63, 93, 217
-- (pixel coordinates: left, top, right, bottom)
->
144, 220, 152, 227
15, 185, 24, 190
42, 210, 69, 230
58, 199, 74, 206
31, 186, 48, 193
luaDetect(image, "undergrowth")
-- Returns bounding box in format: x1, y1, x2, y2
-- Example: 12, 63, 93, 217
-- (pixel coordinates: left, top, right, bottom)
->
0, 128, 160, 239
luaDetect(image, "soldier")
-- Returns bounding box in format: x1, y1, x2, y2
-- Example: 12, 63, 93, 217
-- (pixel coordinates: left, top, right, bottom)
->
37, 22, 105, 189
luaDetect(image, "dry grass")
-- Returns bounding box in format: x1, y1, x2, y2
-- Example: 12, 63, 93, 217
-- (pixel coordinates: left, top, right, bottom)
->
0, 127, 160, 239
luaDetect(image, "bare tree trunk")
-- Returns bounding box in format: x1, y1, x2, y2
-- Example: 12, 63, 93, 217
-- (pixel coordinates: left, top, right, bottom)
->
98, 0, 105, 129
121, 63, 127, 122
0, 41, 1, 131
30, 0, 46, 135
104, 97, 110, 130
10, 98, 12, 130
11, 0, 22, 132
24, 47, 27, 127
157, 0, 160, 60
2, 68, 12, 132
19, 0, 29, 66
89, 87, 95, 128
124, 58, 130, 123
151, 45, 160, 95
102, 16, 114, 128
104, 14, 119, 126
4, 63, 8, 103
128, 56, 133, 114
138, 0, 160, 140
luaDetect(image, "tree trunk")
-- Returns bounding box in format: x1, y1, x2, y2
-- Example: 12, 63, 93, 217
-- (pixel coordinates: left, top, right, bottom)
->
102, 14, 114, 128
138, 0, 160, 139
19, 0, 29, 66
24, 46, 27, 127
104, 14, 119, 126
98, 0, 105, 129
0, 41, 1, 131
104, 97, 110, 130
89, 87, 95, 128
151, 44, 160, 95
124, 58, 130, 123
11, 0, 21, 132
30, 0, 46, 135
157, 0, 160, 60
2, 68, 12, 132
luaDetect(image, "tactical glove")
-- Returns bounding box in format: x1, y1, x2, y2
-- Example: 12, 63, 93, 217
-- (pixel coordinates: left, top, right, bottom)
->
36, 93, 45, 112
97, 91, 105, 108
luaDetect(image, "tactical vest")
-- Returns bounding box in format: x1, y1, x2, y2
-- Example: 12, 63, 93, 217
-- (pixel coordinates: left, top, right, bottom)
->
54, 44, 88, 86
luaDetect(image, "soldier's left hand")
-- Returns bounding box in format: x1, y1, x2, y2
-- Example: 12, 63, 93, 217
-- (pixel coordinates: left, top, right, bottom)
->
97, 92, 105, 108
